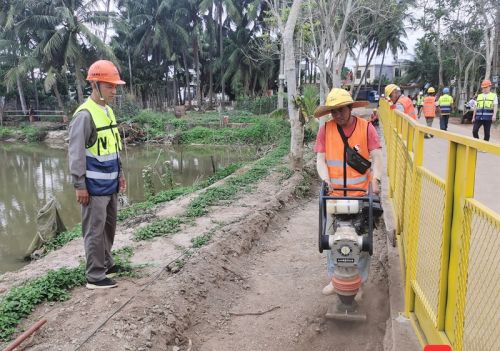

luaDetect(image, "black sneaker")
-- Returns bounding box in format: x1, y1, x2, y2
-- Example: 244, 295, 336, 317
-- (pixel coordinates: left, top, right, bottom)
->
105, 265, 126, 278
86, 277, 118, 290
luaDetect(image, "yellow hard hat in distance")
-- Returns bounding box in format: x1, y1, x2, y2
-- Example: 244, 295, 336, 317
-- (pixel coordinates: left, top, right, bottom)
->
427, 87, 435, 94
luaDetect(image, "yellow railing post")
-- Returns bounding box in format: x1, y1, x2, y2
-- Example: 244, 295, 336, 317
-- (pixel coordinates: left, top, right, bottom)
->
404, 128, 425, 316
445, 145, 477, 348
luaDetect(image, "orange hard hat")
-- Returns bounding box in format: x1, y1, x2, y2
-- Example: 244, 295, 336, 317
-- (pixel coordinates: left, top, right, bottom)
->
86, 60, 125, 85
481, 79, 492, 88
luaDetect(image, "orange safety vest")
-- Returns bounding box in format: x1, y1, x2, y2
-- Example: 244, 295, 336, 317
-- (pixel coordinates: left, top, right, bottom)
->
423, 96, 436, 118
398, 95, 417, 119
325, 116, 371, 197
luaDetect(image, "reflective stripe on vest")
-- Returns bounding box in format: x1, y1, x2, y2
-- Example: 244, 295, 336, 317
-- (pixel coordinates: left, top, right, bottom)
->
398, 96, 417, 119
73, 98, 122, 196
438, 94, 453, 114
325, 116, 371, 197
330, 174, 368, 185
476, 92, 496, 121
423, 96, 436, 117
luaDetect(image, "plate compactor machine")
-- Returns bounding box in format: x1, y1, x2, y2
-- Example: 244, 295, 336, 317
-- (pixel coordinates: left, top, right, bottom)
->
318, 182, 383, 321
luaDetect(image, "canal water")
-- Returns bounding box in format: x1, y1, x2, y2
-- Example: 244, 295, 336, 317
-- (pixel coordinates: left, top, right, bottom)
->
0, 143, 256, 274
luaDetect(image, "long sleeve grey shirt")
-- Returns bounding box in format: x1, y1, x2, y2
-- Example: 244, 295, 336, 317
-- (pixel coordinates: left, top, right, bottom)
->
68, 107, 122, 190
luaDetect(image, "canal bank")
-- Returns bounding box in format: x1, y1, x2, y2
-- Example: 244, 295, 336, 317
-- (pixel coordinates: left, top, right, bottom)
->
0, 111, 288, 275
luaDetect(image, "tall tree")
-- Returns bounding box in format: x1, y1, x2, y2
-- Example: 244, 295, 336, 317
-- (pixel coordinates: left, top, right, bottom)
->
200, 0, 241, 111
22, 0, 115, 103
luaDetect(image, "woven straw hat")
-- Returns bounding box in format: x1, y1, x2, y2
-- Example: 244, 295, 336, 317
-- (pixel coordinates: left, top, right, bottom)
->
314, 88, 369, 118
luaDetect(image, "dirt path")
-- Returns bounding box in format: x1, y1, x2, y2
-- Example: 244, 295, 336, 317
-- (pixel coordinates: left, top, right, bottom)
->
2, 146, 392, 351
182, 192, 390, 351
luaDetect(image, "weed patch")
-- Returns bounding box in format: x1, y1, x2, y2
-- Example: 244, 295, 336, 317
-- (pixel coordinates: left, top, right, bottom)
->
0, 265, 86, 342
177, 119, 288, 145
0, 246, 135, 342
133, 217, 184, 241
185, 141, 289, 218
191, 231, 214, 248
43, 224, 82, 253
112, 246, 135, 277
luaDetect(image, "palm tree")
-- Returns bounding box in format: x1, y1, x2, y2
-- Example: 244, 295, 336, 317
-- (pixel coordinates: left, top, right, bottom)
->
128, 0, 189, 107
199, 0, 241, 111
376, 13, 408, 95
0, 0, 30, 113
21, 0, 115, 103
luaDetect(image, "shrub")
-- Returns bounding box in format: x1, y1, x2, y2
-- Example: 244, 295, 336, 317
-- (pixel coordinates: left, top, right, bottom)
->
176, 119, 289, 145
236, 95, 286, 115
21, 125, 47, 142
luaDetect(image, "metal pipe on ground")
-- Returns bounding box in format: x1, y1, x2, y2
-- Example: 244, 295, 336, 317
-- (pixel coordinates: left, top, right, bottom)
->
3, 319, 47, 351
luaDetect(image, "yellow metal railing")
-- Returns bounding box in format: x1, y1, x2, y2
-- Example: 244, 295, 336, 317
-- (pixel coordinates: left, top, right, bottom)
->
379, 100, 500, 350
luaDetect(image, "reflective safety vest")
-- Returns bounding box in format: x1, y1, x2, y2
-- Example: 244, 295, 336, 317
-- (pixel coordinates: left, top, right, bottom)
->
73, 98, 122, 196
438, 94, 453, 115
476, 92, 497, 121
423, 96, 436, 118
416, 95, 423, 106
397, 95, 417, 119
325, 117, 371, 197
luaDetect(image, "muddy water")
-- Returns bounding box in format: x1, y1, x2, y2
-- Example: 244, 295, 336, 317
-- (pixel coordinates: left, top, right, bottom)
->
0, 143, 256, 274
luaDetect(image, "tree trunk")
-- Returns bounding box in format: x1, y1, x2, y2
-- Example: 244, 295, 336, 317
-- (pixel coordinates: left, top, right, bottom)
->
354, 44, 377, 100
103, 0, 111, 42
278, 44, 285, 109
208, 66, 214, 109
484, 26, 496, 80
16, 74, 28, 114
173, 65, 178, 106
193, 35, 202, 110
31, 70, 39, 109
463, 56, 476, 103
251, 74, 258, 96
437, 17, 444, 88
318, 53, 328, 105
283, 0, 303, 170
53, 83, 64, 112
218, 1, 225, 111
128, 48, 134, 95
74, 61, 85, 103
182, 51, 191, 108
377, 50, 386, 95
350, 49, 362, 98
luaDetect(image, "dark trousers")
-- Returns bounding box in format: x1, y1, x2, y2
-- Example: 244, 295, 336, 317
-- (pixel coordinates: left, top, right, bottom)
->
473, 120, 492, 141
82, 193, 117, 282
440, 114, 449, 131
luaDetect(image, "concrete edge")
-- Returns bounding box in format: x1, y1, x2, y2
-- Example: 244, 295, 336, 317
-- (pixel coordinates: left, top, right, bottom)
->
380, 161, 421, 350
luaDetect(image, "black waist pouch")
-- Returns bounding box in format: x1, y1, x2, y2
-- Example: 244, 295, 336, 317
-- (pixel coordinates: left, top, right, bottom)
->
338, 125, 371, 174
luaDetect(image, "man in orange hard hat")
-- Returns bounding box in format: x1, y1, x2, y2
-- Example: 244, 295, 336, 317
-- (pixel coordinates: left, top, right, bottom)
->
68, 60, 127, 289
313, 88, 383, 296
385, 84, 417, 119
472, 79, 498, 141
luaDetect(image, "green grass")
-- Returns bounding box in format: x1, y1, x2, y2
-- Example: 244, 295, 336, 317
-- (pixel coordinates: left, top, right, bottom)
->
176, 119, 288, 145
191, 230, 214, 248
133, 138, 290, 240
117, 163, 242, 221
184, 140, 289, 218
0, 247, 135, 342
42, 224, 82, 253
0, 127, 14, 138
133, 217, 185, 241
0, 265, 86, 342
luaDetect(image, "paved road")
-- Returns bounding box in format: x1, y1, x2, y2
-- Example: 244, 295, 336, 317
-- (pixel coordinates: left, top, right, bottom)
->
416, 117, 500, 213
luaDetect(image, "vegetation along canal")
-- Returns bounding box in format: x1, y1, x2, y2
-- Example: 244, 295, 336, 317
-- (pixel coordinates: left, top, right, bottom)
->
0, 142, 256, 274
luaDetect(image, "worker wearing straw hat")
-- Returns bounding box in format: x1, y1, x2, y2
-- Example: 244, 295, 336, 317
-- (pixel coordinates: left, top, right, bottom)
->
313, 88, 383, 296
